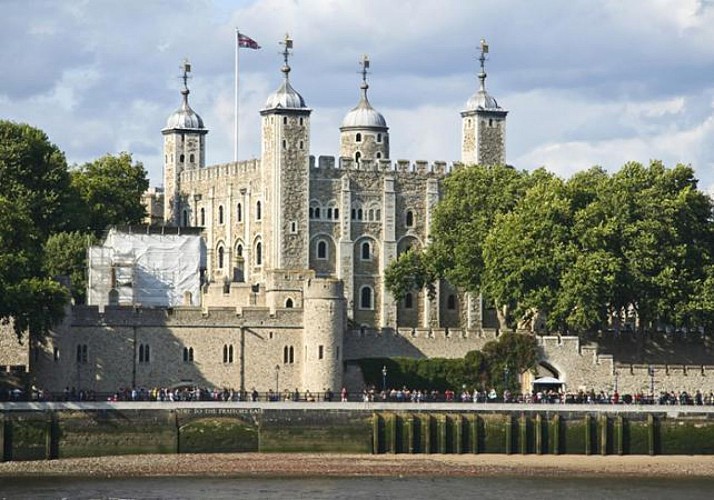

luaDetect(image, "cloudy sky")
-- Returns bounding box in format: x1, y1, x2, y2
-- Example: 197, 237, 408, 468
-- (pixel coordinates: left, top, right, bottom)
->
3, 0, 714, 193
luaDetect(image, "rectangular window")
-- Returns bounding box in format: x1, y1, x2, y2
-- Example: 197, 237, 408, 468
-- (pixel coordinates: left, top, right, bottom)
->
318, 345, 324, 360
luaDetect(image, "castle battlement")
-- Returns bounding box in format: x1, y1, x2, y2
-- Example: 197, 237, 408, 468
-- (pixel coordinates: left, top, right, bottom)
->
309, 155, 452, 177
179, 158, 261, 183
68, 304, 303, 328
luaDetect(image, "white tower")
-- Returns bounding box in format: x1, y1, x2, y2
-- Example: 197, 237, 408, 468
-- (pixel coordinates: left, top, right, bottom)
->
461, 39, 507, 166
162, 60, 207, 226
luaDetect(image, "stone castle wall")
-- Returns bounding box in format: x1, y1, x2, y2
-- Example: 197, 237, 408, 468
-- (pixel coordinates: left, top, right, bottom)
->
538, 336, 714, 395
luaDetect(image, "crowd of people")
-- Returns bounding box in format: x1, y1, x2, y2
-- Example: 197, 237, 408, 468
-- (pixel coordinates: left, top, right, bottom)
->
4, 385, 714, 406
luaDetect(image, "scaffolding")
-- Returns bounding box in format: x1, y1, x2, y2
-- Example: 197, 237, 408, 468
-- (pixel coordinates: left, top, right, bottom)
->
87, 228, 205, 308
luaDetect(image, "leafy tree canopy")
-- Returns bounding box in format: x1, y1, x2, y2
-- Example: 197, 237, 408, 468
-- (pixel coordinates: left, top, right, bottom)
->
43, 231, 99, 304
0, 122, 150, 341
70, 152, 149, 235
386, 160, 714, 337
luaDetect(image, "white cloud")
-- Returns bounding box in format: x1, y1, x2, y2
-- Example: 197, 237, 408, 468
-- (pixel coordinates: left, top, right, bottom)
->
3, 0, 714, 191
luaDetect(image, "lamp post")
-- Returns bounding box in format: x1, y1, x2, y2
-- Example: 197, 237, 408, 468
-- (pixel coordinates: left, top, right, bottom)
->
648, 365, 655, 400
275, 364, 280, 396
381, 365, 387, 393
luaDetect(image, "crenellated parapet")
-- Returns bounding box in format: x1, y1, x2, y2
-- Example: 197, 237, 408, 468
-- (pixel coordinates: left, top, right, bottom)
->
309, 155, 452, 177
179, 159, 261, 183
68, 304, 303, 328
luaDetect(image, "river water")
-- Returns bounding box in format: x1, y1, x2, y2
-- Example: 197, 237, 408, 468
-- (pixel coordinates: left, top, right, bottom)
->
1, 476, 713, 500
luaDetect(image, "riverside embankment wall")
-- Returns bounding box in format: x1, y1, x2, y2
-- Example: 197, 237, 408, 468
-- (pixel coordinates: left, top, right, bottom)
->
2, 402, 714, 460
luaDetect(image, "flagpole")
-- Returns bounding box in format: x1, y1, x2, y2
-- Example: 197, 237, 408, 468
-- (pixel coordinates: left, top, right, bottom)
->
234, 28, 240, 162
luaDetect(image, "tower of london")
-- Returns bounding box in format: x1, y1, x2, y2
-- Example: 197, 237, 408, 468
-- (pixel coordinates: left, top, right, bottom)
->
6, 35, 712, 398
16, 35, 515, 396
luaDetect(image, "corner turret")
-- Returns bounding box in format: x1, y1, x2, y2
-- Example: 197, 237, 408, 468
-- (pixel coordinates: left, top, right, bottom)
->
461, 39, 507, 166
162, 59, 208, 226
340, 55, 389, 163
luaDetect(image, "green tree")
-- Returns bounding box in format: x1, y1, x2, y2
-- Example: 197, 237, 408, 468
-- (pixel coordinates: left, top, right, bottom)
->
71, 152, 149, 234
567, 161, 714, 336
43, 231, 98, 304
482, 173, 572, 329
0, 122, 74, 340
386, 164, 531, 299
481, 331, 538, 393
0, 120, 73, 239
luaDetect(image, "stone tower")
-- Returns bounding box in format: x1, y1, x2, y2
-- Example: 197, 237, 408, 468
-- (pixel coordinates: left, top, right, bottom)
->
302, 278, 346, 392
259, 34, 312, 271
162, 60, 207, 226
340, 55, 389, 162
461, 39, 507, 166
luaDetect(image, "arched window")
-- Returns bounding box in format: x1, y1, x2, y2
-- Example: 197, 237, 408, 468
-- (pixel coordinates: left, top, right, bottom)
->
355, 151, 361, 163
182, 210, 188, 227
299, 117, 304, 126
200, 208, 205, 226
283, 116, 288, 125
237, 203, 242, 222
489, 118, 493, 127
299, 140, 304, 150
183, 347, 194, 363
334, 208, 339, 219
223, 344, 229, 363
326, 208, 332, 219
368, 209, 374, 221
289, 346, 294, 363
218, 205, 224, 224
285, 298, 294, 308
315, 207, 320, 219
405, 293, 413, 309
189, 153, 195, 163
376, 152, 382, 159
179, 153, 185, 163
256, 242, 262, 266
283, 346, 289, 363
377, 133, 382, 143
361, 241, 371, 260
447, 294, 456, 310
357, 208, 363, 220
317, 240, 327, 259
356, 133, 362, 142
406, 210, 414, 227
236, 244, 243, 257
256, 201, 262, 220
217, 246, 224, 269
351, 209, 356, 220
360, 286, 373, 309
282, 139, 287, 149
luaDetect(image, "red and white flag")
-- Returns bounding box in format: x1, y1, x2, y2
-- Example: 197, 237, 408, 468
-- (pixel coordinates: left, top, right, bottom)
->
238, 32, 261, 50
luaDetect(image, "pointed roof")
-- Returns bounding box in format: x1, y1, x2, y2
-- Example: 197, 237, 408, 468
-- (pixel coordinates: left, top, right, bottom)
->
264, 34, 308, 110
164, 60, 205, 131
464, 39, 505, 113
341, 55, 387, 130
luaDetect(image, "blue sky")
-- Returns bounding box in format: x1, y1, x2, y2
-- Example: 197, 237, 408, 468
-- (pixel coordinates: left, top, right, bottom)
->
3, 0, 714, 194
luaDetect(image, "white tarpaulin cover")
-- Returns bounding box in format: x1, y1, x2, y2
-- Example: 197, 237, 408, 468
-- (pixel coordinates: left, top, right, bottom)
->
87, 228, 206, 308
